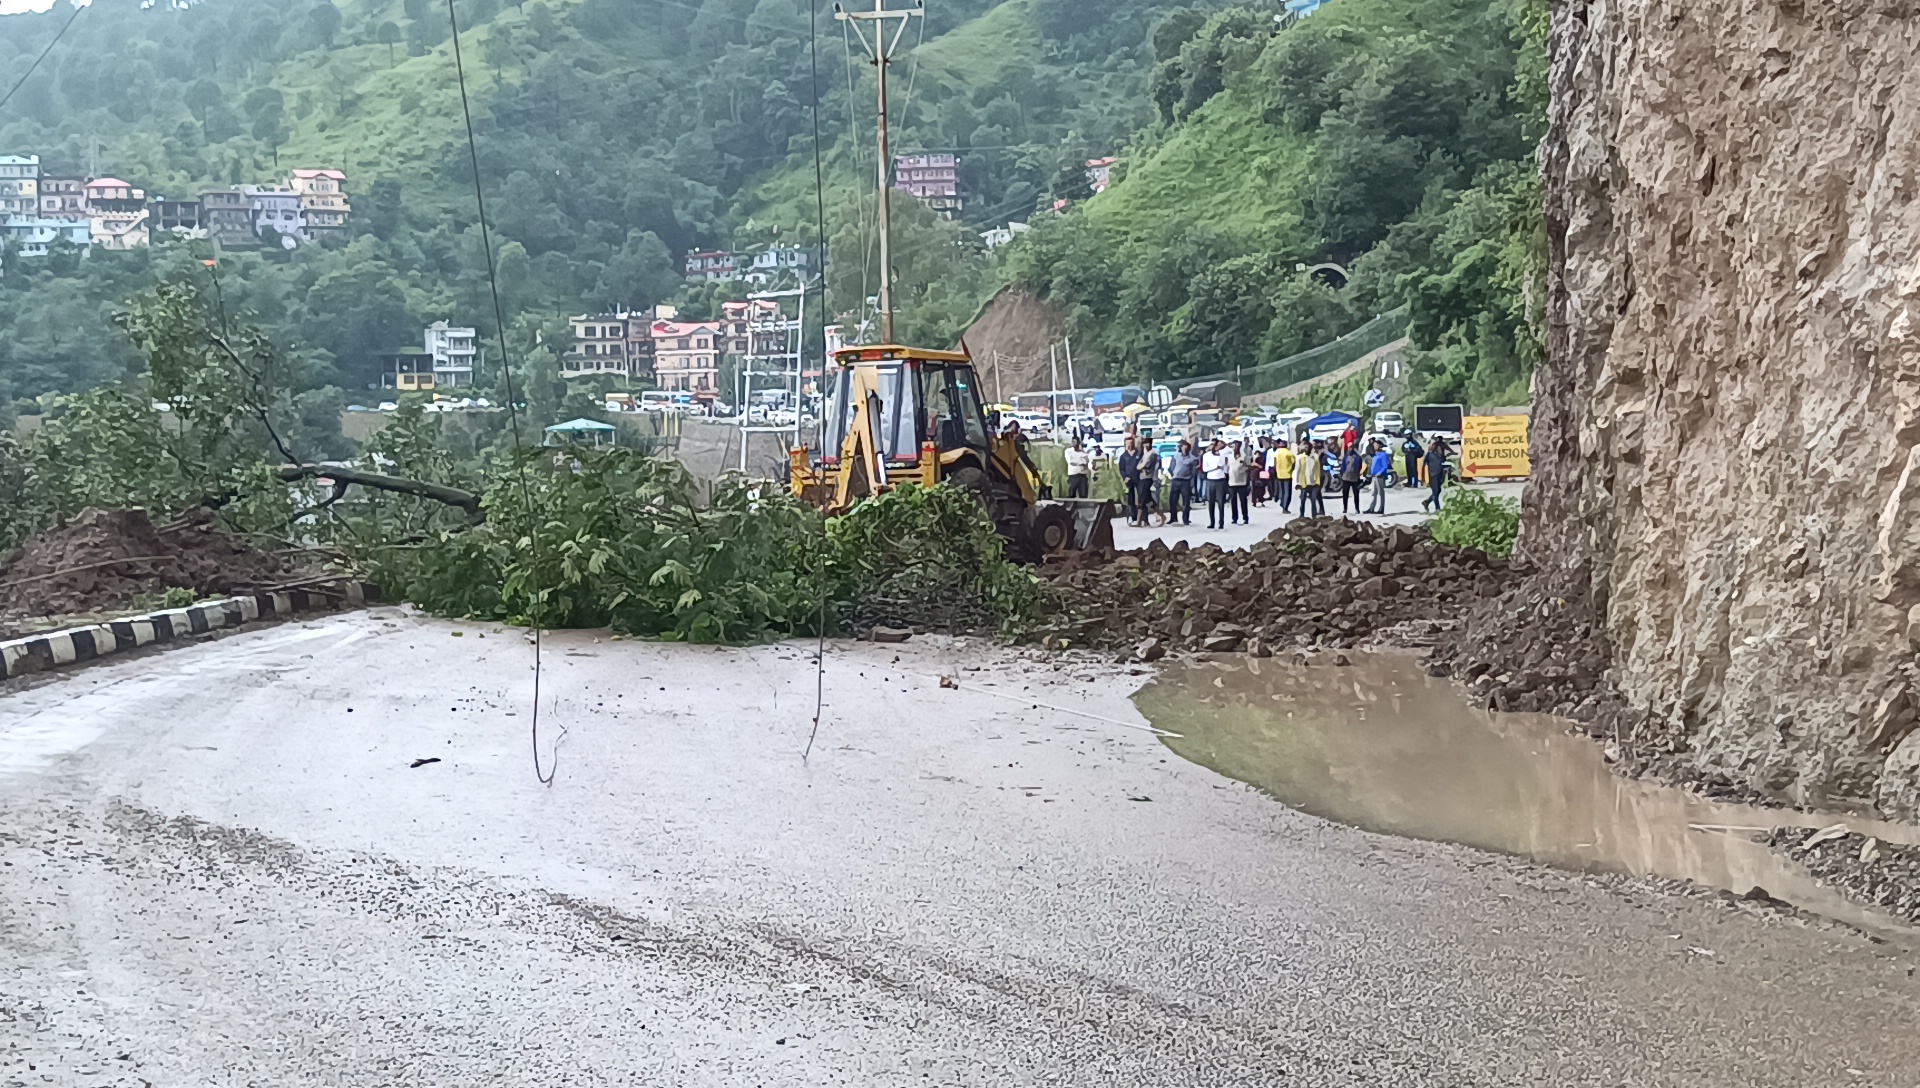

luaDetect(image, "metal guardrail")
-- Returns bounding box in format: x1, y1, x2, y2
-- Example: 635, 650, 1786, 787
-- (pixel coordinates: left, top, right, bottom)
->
1176, 307, 1410, 397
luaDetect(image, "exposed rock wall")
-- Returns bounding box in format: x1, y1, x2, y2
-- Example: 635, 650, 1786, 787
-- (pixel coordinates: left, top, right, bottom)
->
1534, 0, 1920, 813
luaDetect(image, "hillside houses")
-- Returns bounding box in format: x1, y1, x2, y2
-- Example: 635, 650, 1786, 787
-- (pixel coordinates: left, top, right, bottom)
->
0, 154, 351, 261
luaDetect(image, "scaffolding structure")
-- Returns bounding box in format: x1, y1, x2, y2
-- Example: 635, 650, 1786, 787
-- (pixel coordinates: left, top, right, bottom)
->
735, 286, 808, 474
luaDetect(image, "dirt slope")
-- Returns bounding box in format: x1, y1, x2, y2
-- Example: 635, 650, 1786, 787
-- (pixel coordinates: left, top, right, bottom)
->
957, 286, 1103, 398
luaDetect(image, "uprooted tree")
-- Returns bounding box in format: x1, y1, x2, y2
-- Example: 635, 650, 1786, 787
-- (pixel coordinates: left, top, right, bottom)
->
1, 278, 1044, 644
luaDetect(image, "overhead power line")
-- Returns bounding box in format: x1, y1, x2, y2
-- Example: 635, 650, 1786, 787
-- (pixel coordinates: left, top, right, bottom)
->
0, 0, 83, 117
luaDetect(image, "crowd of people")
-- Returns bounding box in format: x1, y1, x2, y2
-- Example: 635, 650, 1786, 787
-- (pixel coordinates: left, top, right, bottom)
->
1063, 427, 1454, 531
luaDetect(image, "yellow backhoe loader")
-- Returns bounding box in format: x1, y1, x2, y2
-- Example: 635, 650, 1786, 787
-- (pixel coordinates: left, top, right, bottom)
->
790, 344, 1116, 560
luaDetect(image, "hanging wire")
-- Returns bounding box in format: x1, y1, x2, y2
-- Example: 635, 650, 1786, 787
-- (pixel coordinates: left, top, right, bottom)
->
804, 0, 834, 762
0, 0, 83, 115
445, 0, 563, 786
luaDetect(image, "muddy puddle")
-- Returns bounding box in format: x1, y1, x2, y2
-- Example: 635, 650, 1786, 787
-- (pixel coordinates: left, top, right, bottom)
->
1135, 653, 1918, 933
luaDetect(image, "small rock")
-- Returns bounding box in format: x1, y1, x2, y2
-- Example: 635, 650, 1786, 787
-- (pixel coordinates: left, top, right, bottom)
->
1202, 634, 1244, 653
871, 626, 912, 644
1332, 653, 1352, 667
1135, 637, 1166, 663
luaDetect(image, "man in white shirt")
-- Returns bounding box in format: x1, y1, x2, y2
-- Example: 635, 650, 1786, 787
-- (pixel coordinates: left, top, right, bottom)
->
1201, 438, 1230, 529
1064, 437, 1092, 499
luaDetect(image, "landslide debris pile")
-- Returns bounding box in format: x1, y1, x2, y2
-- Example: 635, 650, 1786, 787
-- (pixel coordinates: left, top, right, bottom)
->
0, 507, 302, 633
1037, 519, 1509, 659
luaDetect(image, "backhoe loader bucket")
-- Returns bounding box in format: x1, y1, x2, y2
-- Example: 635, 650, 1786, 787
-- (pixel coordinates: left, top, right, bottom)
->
1057, 498, 1117, 553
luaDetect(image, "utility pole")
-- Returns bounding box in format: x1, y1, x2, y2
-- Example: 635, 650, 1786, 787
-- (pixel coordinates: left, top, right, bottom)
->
1049, 343, 1059, 428
837, 0, 921, 345
1063, 336, 1078, 414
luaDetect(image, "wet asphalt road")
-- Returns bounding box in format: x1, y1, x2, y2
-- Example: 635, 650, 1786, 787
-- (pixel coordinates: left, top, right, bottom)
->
4, 610, 1920, 1086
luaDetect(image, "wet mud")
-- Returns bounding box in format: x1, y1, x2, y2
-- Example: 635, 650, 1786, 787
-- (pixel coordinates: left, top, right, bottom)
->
1136, 653, 1917, 933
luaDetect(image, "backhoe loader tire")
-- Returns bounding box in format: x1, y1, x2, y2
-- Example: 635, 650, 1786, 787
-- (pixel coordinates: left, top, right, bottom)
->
1022, 503, 1074, 556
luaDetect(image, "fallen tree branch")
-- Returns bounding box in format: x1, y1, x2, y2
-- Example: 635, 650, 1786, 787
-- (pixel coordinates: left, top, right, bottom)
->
275, 465, 485, 517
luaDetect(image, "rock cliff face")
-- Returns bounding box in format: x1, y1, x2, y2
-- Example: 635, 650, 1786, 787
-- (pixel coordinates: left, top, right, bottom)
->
1534, 0, 1920, 813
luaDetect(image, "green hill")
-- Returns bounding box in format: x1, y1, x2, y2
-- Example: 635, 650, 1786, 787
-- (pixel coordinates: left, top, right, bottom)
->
0, 0, 1200, 405
1005, 0, 1545, 402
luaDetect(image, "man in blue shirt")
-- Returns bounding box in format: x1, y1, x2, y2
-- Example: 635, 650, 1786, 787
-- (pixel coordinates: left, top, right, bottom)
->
1166, 439, 1200, 525
1364, 439, 1393, 514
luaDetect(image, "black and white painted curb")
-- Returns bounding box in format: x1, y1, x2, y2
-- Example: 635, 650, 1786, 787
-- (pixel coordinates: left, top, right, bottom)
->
0, 583, 382, 681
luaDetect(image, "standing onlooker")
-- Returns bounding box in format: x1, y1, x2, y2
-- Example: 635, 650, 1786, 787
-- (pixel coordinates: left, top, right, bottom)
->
1136, 442, 1162, 523
1168, 439, 1198, 525
1271, 439, 1296, 514
1249, 438, 1268, 508
1295, 438, 1326, 517
1203, 438, 1231, 529
1342, 419, 1361, 456
1401, 429, 1425, 489
1118, 436, 1142, 525
1338, 440, 1364, 515
1365, 439, 1392, 515
1422, 438, 1452, 512
1227, 440, 1252, 525
1065, 437, 1092, 499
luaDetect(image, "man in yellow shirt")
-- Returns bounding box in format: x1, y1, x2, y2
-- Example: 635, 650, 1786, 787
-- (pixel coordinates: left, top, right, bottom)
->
1270, 439, 1297, 514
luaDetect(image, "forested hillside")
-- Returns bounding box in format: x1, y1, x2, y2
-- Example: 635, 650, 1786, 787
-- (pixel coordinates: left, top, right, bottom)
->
1009, 0, 1546, 405
0, 0, 1202, 413
0, 0, 1542, 420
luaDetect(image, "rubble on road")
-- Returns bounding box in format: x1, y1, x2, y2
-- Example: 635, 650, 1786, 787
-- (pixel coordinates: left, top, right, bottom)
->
1035, 518, 1509, 657
0, 507, 310, 638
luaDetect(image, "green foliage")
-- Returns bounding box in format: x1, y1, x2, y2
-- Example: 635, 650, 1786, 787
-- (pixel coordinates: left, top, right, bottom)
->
372, 449, 832, 642
1430, 486, 1520, 557
0, 0, 1212, 404
825, 483, 1043, 635
1006, 0, 1546, 392
373, 456, 1039, 642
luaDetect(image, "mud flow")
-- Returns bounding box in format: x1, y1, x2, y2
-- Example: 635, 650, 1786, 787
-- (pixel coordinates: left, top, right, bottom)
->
1136, 653, 1918, 933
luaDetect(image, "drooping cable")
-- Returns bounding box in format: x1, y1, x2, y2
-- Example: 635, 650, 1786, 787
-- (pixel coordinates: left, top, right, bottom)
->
445, 0, 562, 786
804, 0, 833, 762
0, 0, 83, 116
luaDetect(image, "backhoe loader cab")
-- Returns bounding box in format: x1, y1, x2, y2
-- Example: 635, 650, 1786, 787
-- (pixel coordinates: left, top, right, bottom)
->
790, 345, 1115, 560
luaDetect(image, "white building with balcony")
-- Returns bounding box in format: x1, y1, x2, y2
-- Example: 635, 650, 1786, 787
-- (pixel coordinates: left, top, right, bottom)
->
426, 320, 479, 388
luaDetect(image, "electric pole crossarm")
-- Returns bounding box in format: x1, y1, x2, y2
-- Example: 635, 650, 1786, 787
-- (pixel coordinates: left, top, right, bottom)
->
833, 0, 923, 346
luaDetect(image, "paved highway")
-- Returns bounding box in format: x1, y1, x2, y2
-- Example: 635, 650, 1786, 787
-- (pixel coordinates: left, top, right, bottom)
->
2, 610, 1915, 1086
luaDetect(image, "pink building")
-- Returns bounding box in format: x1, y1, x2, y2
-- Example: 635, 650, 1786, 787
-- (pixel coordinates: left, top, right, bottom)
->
652, 320, 724, 395
893, 153, 961, 219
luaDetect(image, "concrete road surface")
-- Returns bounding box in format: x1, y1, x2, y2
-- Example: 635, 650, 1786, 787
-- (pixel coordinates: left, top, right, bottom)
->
3, 610, 1917, 1086
1113, 479, 1526, 552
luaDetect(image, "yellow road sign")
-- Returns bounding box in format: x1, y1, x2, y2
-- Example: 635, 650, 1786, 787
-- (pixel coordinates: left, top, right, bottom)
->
1461, 415, 1529, 479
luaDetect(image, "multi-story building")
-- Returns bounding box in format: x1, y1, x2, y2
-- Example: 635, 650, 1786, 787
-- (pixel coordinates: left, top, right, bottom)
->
719, 299, 781, 358
1085, 157, 1118, 194
200, 188, 256, 248
377, 349, 437, 392
894, 153, 961, 218
1, 215, 89, 257
38, 176, 85, 219
684, 250, 736, 281
625, 315, 658, 380
741, 245, 812, 285
564, 313, 634, 379
425, 321, 478, 387
148, 198, 204, 240
243, 186, 305, 246
651, 320, 723, 395
85, 178, 148, 250
0, 155, 39, 219
288, 169, 350, 233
